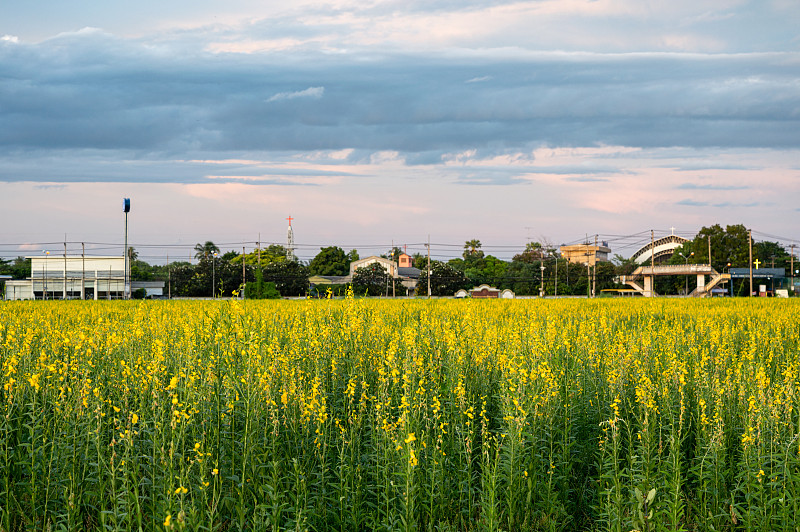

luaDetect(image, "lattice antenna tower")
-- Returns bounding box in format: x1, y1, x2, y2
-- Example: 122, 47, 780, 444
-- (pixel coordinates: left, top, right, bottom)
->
286, 216, 296, 261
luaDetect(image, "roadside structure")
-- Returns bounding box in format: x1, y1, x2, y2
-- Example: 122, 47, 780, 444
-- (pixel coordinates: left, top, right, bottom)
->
5, 255, 163, 300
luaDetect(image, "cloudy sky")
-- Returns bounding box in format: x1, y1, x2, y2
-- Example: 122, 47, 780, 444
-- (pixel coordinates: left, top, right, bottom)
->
1, 0, 798, 262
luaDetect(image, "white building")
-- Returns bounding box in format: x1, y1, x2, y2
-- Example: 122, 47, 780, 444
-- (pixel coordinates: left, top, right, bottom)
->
4, 255, 162, 300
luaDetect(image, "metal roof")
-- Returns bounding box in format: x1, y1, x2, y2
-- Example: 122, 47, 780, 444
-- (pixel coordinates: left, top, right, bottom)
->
729, 268, 785, 279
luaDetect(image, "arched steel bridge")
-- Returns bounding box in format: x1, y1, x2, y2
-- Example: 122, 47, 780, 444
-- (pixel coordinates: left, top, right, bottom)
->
630, 234, 690, 265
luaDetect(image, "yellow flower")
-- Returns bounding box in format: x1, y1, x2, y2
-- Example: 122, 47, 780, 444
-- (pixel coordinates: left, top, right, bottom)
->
404, 433, 416, 444
164, 514, 172, 528
174, 486, 188, 495
281, 391, 289, 405
212, 468, 219, 476
409, 448, 418, 467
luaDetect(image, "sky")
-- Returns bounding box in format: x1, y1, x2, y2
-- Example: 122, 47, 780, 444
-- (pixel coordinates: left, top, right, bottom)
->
1, 0, 799, 263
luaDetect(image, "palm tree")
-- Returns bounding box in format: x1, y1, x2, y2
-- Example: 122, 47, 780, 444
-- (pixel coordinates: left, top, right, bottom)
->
194, 241, 220, 261
463, 239, 484, 260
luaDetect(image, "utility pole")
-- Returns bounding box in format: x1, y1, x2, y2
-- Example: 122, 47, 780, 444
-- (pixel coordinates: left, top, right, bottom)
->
391, 240, 396, 298
43, 250, 49, 300
426, 235, 431, 298
123, 198, 131, 299
258, 233, 261, 270
242, 246, 246, 300
81, 242, 85, 300
586, 253, 591, 298
791, 244, 795, 294
212, 252, 217, 299
647, 230, 654, 297
554, 252, 558, 297
593, 234, 598, 298
167, 253, 171, 299
64, 239, 67, 300
748, 229, 753, 297
708, 235, 712, 268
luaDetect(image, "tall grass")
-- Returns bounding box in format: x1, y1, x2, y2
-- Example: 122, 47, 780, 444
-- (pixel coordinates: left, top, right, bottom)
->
0, 297, 798, 531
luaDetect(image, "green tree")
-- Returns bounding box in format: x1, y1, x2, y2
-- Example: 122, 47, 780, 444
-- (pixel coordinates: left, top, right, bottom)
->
309, 246, 350, 276
463, 239, 484, 261
263, 260, 309, 296
595, 261, 618, 293
688, 224, 749, 271
194, 241, 220, 261
352, 263, 397, 296
170, 263, 202, 297
502, 261, 539, 295
754, 241, 790, 269
417, 261, 469, 296
130, 259, 154, 281
386, 247, 403, 261
245, 269, 281, 299
612, 254, 639, 276
231, 245, 287, 268
0, 257, 31, 280
513, 242, 549, 263
450, 254, 509, 287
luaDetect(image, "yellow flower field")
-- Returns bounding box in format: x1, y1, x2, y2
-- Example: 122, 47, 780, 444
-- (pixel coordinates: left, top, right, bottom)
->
1, 298, 799, 531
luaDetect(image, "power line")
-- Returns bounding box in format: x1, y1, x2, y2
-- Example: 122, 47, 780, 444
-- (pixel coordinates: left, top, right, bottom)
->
2, 228, 798, 264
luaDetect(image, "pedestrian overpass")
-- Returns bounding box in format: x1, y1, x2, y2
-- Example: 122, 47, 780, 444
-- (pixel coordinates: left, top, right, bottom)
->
619, 264, 730, 297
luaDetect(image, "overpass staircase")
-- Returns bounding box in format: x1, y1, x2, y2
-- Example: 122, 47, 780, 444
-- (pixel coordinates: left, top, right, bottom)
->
688, 272, 730, 298
619, 264, 729, 298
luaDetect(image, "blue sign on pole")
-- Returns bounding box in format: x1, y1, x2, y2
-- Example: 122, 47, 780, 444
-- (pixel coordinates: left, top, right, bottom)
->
123, 198, 130, 213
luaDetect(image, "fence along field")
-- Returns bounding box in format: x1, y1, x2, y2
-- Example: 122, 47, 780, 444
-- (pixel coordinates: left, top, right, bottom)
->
0, 297, 798, 531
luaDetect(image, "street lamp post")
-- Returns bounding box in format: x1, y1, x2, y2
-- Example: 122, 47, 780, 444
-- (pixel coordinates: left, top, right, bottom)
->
539, 263, 546, 297
552, 252, 558, 297
390, 250, 396, 298
725, 262, 731, 296
42, 250, 49, 300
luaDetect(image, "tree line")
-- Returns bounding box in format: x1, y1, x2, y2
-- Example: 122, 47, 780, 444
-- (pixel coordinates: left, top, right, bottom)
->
1, 224, 795, 298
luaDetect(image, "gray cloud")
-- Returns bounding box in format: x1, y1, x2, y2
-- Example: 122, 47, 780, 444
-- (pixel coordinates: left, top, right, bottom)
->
563, 176, 611, 182
0, 30, 799, 184
677, 199, 760, 208
676, 199, 709, 206
676, 182, 750, 190
267, 86, 325, 102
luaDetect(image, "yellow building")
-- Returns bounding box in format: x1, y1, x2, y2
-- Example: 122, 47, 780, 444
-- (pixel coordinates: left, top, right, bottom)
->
560, 243, 611, 266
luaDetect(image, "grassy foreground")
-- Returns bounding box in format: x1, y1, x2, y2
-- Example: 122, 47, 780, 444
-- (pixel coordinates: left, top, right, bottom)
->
1, 297, 799, 531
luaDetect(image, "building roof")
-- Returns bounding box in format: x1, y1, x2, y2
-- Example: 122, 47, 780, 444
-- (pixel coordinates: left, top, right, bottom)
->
729, 268, 785, 279
309, 275, 350, 284
398, 266, 421, 278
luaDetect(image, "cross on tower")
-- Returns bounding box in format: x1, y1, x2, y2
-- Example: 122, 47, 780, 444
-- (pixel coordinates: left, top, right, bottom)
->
753, 259, 761, 269
286, 216, 294, 226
